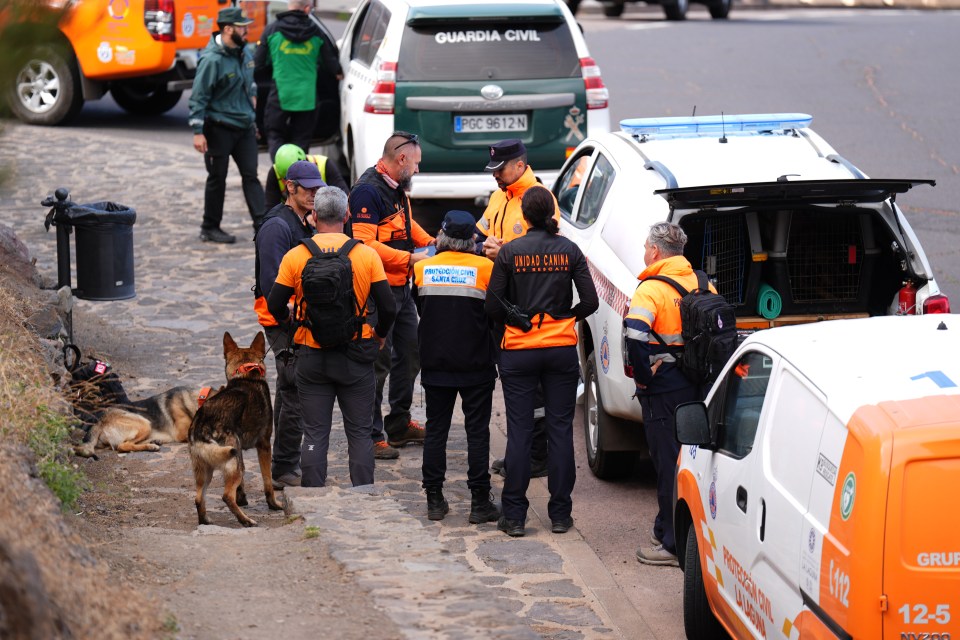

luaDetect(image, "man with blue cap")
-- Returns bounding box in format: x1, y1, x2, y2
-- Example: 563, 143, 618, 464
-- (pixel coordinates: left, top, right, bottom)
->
413, 210, 500, 524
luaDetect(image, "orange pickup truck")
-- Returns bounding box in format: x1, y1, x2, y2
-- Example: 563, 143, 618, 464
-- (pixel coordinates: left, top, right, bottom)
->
5, 0, 267, 125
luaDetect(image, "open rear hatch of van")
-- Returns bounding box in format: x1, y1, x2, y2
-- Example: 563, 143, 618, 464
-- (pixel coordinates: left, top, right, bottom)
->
880, 395, 960, 639
394, 4, 585, 173
655, 179, 937, 324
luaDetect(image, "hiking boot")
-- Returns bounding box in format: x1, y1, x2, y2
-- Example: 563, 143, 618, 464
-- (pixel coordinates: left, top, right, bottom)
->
636, 544, 679, 567
425, 486, 448, 521
468, 488, 501, 524
495, 458, 548, 480
387, 420, 426, 447
497, 516, 525, 537
272, 471, 301, 489
199, 227, 236, 244
551, 516, 574, 534
373, 440, 400, 460
650, 529, 662, 546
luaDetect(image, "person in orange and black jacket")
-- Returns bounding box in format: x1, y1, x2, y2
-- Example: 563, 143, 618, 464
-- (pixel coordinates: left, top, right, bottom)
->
267, 187, 396, 488
485, 185, 598, 538
253, 160, 324, 488
413, 210, 500, 525
348, 131, 435, 460
625, 222, 716, 568
476, 139, 561, 482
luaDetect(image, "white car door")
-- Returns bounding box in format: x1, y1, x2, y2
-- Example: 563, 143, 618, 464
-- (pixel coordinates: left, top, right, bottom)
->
700, 348, 777, 637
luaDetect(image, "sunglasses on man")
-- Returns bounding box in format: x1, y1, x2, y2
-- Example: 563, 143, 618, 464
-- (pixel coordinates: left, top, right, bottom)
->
393, 133, 419, 151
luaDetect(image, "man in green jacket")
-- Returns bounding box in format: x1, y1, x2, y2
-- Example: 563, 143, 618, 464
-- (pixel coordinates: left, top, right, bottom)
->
188, 7, 265, 244
254, 0, 343, 160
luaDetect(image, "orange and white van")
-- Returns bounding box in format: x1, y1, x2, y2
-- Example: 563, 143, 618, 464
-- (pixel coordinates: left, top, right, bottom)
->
5, 0, 268, 125
673, 314, 960, 640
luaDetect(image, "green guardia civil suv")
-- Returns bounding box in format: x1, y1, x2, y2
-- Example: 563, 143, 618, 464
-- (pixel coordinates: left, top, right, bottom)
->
338, 0, 611, 201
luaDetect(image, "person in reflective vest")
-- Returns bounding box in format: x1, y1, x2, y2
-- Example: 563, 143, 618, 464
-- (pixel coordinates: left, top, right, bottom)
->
625, 222, 715, 567
413, 210, 500, 524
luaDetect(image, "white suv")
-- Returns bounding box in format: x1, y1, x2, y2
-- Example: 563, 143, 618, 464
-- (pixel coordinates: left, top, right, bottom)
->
552, 113, 951, 478
337, 0, 610, 200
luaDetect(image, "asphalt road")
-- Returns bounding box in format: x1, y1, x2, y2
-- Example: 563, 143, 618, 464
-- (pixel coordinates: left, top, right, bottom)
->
55, 8, 960, 638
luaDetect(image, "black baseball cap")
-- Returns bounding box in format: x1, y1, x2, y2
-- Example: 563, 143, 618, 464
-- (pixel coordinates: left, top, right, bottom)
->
441, 210, 476, 240
485, 139, 527, 171
285, 161, 326, 188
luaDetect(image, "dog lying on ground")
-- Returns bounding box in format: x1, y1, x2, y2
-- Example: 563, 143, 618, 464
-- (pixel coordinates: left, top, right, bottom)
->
73, 386, 214, 459
188, 331, 282, 527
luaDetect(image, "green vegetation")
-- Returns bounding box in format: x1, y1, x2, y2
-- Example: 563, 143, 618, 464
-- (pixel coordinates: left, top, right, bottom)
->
304, 525, 320, 539
0, 286, 86, 510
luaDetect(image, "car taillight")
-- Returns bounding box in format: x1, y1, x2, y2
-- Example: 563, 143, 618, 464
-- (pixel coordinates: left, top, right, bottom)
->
580, 57, 608, 110
145, 0, 176, 42
364, 61, 396, 114
922, 294, 951, 314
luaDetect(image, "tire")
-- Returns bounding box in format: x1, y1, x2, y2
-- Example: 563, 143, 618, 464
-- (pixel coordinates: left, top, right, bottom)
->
7, 45, 83, 126
583, 355, 631, 479
602, 1, 626, 17
566, 0, 583, 13
683, 527, 728, 640
111, 83, 183, 116
663, 0, 689, 21
709, 0, 732, 19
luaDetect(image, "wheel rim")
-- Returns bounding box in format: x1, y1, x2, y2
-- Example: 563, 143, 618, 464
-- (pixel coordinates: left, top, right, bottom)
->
16, 60, 60, 115
586, 371, 599, 459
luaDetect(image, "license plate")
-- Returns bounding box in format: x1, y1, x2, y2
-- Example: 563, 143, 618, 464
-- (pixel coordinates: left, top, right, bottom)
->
455, 114, 528, 133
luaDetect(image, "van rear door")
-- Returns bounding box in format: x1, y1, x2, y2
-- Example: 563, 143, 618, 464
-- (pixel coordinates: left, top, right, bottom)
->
395, 6, 584, 174
881, 395, 960, 640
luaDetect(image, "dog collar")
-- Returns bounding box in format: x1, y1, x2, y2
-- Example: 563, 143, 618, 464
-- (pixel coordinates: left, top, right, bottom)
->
197, 386, 212, 408
235, 362, 266, 377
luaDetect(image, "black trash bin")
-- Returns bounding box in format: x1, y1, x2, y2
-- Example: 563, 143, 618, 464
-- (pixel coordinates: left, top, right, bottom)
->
62, 202, 137, 301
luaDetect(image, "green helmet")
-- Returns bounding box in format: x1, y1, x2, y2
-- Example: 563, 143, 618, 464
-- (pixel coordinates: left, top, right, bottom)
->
274, 144, 306, 181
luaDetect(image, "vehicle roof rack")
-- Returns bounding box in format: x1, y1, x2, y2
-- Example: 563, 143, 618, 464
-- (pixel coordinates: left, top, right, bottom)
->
620, 113, 813, 139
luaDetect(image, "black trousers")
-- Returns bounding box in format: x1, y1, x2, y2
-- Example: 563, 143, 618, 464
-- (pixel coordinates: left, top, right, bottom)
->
499, 346, 579, 524
372, 284, 420, 441
421, 381, 495, 490
637, 385, 700, 554
265, 106, 319, 161
265, 326, 302, 478
202, 121, 265, 230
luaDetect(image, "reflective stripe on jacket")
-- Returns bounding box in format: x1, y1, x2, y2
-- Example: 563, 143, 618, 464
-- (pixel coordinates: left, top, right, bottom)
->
625, 255, 715, 394
476, 166, 559, 244
414, 250, 496, 386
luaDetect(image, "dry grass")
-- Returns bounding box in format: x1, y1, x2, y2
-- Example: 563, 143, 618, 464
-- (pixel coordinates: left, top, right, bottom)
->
0, 283, 85, 507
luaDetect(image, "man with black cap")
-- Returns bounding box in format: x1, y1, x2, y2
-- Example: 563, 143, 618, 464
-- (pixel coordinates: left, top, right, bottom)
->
189, 6, 265, 244
254, 160, 325, 489
413, 210, 499, 524
476, 139, 561, 481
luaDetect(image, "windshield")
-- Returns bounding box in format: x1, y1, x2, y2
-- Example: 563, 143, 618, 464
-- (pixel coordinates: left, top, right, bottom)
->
397, 21, 580, 82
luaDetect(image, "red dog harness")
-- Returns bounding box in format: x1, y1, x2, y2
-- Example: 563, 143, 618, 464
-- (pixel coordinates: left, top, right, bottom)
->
234, 362, 266, 378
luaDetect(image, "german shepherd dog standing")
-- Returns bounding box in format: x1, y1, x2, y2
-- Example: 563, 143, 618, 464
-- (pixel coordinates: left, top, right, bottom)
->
188, 332, 283, 527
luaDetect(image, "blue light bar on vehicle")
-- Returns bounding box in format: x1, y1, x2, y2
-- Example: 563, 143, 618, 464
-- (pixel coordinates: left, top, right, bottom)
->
620, 113, 813, 136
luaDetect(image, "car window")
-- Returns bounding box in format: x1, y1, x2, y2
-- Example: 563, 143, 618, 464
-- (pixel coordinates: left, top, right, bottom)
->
351, 1, 389, 67
555, 153, 592, 222
397, 21, 580, 81
576, 153, 615, 228
713, 351, 772, 459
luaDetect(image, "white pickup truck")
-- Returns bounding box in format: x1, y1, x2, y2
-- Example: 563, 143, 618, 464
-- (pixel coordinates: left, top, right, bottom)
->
551, 113, 951, 478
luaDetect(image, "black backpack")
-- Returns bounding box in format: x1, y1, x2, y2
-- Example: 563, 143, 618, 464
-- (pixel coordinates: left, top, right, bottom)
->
298, 238, 364, 348
643, 271, 738, 387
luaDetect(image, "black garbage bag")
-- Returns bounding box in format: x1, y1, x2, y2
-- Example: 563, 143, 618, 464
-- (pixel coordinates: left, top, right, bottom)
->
44, 201, 136, 230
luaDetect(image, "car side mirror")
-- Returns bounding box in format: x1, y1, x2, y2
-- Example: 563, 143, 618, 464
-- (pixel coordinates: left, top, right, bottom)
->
675, 401, 712, 446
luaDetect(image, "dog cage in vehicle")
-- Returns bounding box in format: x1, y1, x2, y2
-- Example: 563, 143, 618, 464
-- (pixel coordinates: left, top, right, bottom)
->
679, 207, 896, 319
